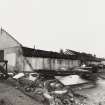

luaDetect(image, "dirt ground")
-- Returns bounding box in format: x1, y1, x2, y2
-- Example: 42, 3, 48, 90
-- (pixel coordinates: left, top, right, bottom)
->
1, 77, 105, 105
0, 81, 43, 105
76, 78, 105, 105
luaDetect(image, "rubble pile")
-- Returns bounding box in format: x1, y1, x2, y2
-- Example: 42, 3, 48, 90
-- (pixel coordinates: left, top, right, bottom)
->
13, 73, 89, 105
11, 65, 99, 105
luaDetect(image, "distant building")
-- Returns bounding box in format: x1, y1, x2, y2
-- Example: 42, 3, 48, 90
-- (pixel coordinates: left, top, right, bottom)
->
0, 29, 101, 72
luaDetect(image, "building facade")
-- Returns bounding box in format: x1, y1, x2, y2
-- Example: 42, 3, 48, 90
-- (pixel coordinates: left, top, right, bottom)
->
0, 29, 101, 72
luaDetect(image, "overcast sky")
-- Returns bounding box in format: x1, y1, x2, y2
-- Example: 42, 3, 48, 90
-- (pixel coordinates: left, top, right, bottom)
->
0, 0, 105, 57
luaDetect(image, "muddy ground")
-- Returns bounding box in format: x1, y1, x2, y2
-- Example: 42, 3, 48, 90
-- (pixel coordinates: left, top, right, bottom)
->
0, 77, 105, 105
75, 78, 105, 105
0, 80, 43, 105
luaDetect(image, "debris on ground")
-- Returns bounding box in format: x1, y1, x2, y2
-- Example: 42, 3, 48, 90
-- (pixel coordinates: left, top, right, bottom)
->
16, 75, 89, 105
0, 68, 103, 105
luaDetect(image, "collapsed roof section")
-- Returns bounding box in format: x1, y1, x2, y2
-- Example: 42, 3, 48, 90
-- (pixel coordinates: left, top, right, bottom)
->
21, 47, 77, 60
21, 47, 101, 62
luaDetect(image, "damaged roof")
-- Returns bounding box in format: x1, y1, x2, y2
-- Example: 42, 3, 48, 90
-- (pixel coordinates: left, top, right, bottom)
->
21, 47, 77, 59
21, 47, 101, 61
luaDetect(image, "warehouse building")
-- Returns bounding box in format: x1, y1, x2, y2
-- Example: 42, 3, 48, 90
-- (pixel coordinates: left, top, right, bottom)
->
0, 28, 101, 72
